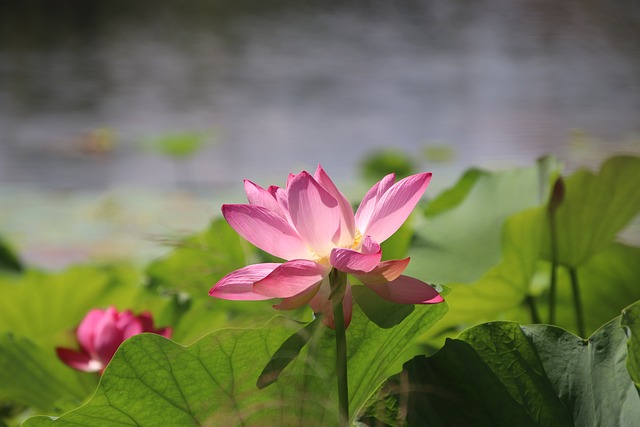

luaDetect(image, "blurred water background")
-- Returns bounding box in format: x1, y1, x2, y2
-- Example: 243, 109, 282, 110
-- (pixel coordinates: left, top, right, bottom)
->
1, 0, 639, 268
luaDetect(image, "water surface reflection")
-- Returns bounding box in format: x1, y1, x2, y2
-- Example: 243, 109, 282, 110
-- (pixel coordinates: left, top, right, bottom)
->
1, 0, 639, 191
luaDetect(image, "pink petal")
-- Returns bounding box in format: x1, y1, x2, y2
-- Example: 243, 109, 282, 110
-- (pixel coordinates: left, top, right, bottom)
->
355, 173, 396, 233
115, 310, 136, 330
121, 318, 145, 341
209, 263, 280, 301
286, 171, 341, 257
56, 348, 103, 373
360, 172, 432, 243
222, 204, 311, 260
330, 236, 382, 274
274, 186, 295, 227
92, 309, 122, 364
364, 275, 444, 305
286, 172, 296, 188
267, 185, 279, 197
136, 312, 155, 332
310, 281, 353, 328
273, 281, 322, 310
155, 327, 173, 338
244, 180, 283, 215
314, 165, 356, 247
136, 313, 173, 338
351, 258, 411, 285
76, 309, 107, 355
253, 259, 327, 298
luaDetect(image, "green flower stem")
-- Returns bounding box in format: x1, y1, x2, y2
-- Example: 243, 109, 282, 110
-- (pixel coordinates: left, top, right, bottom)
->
569, 267, 586, 337
548, 211, 558, 324
330, 269, 349, 426
525, 295, 541, 324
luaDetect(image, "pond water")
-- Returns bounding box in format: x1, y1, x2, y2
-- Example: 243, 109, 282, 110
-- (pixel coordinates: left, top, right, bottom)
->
1, 0, 639, 192
1, 1, 639, 268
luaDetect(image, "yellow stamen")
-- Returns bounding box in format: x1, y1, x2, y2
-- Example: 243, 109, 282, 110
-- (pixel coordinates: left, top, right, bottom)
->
351, 228, 363, 250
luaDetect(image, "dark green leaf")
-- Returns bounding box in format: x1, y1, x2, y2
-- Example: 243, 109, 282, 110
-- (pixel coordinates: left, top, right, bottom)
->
0, 334, 96, 413
352, 285, 414, 329
621, 301, 640, 392
257, 317, 322, 389
392, 311, 640, 426
0, 236, 22, 273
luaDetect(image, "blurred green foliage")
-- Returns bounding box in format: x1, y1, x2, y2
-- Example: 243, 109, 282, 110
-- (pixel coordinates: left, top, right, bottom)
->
144, 131, 214, 160
360, 148, 416, 183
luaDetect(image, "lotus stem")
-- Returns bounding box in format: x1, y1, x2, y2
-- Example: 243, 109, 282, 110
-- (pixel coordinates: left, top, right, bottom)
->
330, 269, 349, 425
525, 295, 541, 324
547, 176, 564, 325
548, 212, 558, 324
569, 267, 586, 337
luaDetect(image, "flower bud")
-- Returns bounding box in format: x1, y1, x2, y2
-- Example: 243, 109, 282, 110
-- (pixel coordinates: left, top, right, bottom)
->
56, 306, 172, 373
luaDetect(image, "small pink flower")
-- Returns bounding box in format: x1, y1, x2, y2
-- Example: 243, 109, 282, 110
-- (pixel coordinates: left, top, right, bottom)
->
209, 165, 443, 327
56, 306, 172, 373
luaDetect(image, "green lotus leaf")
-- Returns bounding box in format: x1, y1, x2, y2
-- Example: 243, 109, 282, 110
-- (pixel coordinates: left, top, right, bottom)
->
385, 304, 640, 426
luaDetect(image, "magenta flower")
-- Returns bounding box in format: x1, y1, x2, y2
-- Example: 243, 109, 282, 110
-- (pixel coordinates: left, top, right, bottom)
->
56, 306, 172, 373
209, 165, 443, 327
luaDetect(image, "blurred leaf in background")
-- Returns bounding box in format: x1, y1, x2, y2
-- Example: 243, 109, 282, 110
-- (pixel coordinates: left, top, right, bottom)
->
360, 148, 416, 184
143, 130, 215, 160
140, 130, 217, 187
422, 142, 456, 164
0, 236, 22, 273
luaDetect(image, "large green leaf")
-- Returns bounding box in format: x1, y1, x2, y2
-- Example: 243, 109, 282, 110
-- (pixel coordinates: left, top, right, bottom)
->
24, 297, 448, 426
385, 307, 640, 426
622, 301, 640, 391
0, 334, 96, 413
541, 156, 640, 268
407, 156, 560, 284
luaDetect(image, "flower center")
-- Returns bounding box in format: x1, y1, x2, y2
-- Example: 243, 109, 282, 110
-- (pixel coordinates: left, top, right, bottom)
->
351, 228, 363, 250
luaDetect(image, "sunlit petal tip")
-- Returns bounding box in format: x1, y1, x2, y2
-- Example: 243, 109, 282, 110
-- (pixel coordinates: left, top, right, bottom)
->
253, 260, 326, 299
222, 204, 310, 260
355, 173, 396, 231
287, 170, 341, 255
351, 257, 410, 285
364, 275, 443, 305
209, 263, 280, 301
243, 179, 282, 213
330, 244, 382, 274
360, 172, 433, 243
314, 165, 356, 246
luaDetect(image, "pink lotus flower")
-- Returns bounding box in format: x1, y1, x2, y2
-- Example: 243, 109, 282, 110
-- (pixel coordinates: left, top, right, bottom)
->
209, 165, 443, 327
56, 306, 172, 373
